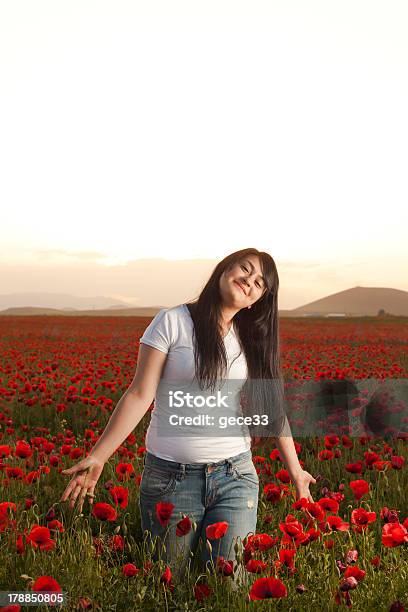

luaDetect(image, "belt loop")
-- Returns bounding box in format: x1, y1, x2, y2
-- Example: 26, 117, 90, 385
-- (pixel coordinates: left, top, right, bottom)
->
226, 459, 233, 475
177, 462, 186, 481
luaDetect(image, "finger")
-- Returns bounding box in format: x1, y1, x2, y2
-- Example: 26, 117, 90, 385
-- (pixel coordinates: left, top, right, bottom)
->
60, 481, 78, 502
69, 484, 82, 509
87, 485, 96, 505
77, 488, 88, 513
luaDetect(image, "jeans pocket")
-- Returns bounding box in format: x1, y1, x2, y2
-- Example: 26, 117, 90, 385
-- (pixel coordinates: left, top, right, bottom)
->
140, 466, 178, 498
232, 461, 259, 488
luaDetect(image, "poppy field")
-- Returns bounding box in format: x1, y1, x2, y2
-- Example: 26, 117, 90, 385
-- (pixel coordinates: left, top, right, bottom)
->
0, 314, 407, 611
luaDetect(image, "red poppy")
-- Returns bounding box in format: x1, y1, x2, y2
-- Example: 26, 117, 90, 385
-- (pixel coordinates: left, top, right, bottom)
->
32, 575, 62, 592
15, 440, 33, 459
246, 559, 268, 573
115, 462, 135, 481
176, 515, 192, 536
206, 521, 229, 540
279, 515, 304, 538
109, 486, 129, 509
249, 576, 287, 600
319, 515, 350, 533
26, 525, 56, 551
303, 501, 326, 521
122, 563, 139, 577
279, 548, 296, 569
245, 533, 277, 553
160, 565, 172, 585
263, 483, 283, 503
344, 565, 366, 582
391, 455, 405, 470
351, 508, 376, 532
349, 479, 370, 501
194, 583, 213, 601
155, 501, 174, 527
382, 522, 408, 547
345, 461, 364, 474
275, 469, 291, 483
5, 467, 24, 479
318, 450, 334, 461
92, 502, 117, 522
216, 556, 234, 576
47, 520, 64, 533
317, 498, 339, 514
108, 534, 124, 551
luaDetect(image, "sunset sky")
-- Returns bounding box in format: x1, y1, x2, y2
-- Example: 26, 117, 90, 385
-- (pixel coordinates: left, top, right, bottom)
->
1, 1, 407, 309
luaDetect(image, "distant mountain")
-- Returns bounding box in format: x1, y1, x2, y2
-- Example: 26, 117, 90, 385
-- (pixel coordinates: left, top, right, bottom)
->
0, 306, 163, 317
0, 288, 406, 317
0, 292, 136, 311
292, 286, 408, 317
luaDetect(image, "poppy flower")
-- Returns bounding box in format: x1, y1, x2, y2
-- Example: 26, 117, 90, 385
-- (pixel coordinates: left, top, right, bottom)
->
263, 483, 283, 504
109, 486, 129, 509
155, 501, 174, 527
108, 534, 124, 551
26, 525, 56, 551
349, 479, 370, 501
92, 502, 117, 522
391, 455, 405, 470
5, 467, 24, 480
115, 462, 135, 481
15, 440, 33, 459
245, 533, 277, 552
345, 461, 364, 474
279, 515, 304, 538
249, 576, 287, 599
160, 566, 172, 585
176, 515, 192, 536
32, 575, 62, 592
319, 515, 350, 533
245, 559, 268, 573
122, 563, 139, 577
351, 508, 376, 532
382, 522, 408, 547
216, 556, 234, 576
194, 583, 213, 601
279, 548, 296, 569
206, 521, 229, 540
344, 565, 366, 582
318, 450, 335, 461
275, 469, 291, 483
317, 498, 339, 514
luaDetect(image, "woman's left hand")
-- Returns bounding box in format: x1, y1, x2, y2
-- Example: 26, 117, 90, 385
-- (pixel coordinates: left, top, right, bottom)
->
292, 470, 317, 503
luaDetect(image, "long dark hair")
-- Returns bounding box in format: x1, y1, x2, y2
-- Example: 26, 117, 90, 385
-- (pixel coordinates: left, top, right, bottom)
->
185, 247, 288, 439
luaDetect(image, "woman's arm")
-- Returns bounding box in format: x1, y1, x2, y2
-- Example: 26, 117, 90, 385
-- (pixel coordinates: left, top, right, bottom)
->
90, 343, 168, 463
60, 344, 168, 510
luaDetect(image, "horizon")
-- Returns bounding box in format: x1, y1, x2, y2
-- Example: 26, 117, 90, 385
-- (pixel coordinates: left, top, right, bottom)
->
1, 1, 407, 308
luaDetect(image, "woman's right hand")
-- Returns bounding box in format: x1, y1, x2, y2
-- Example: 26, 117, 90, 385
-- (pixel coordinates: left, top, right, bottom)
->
60, 455, 105, 513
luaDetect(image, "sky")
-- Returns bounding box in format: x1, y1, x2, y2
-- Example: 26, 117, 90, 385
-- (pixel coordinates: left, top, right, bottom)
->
1, 1, 407, 309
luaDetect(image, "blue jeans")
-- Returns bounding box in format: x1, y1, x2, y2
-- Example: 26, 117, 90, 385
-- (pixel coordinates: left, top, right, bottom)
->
138, 448, 259, 584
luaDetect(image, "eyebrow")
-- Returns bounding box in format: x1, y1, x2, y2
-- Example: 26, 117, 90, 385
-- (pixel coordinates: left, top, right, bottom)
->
244, 259, 266, 285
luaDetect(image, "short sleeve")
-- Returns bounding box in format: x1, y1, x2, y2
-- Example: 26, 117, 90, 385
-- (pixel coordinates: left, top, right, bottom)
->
139, 309, 173, 354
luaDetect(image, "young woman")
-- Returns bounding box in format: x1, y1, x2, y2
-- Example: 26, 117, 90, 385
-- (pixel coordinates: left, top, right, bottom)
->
60, 248, 316, 584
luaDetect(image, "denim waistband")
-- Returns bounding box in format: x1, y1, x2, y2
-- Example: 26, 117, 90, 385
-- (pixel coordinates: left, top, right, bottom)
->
143, 448, 253, 473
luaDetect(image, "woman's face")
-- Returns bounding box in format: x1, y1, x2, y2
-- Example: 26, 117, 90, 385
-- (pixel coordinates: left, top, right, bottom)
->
219, 254, 267, 308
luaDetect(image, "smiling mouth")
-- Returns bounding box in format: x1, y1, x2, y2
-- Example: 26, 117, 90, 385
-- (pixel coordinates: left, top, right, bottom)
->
234, 280, 247, 296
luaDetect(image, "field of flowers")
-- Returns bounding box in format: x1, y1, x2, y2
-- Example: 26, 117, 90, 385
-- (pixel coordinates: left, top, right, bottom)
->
0, 314, 407, 611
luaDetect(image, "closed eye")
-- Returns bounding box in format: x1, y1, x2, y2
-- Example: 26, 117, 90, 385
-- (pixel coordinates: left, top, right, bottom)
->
241, 264, 262, 288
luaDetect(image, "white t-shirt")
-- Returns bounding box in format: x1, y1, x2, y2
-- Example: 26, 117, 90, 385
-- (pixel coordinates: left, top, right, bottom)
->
139, 303, 251, 462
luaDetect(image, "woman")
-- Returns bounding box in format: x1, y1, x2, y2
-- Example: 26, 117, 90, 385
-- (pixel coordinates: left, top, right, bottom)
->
60, 248, 316, 584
